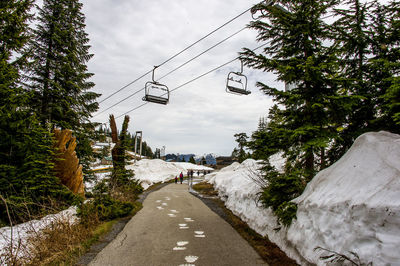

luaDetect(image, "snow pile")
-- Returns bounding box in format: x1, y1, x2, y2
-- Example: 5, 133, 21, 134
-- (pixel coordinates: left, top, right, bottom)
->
0, 206, 77, 261
127, 159, 213, 190
205, 159, 307, 264
171, 162, 213, 172
269, 151, 285, 173
290, 131, 400, 265
206, 131, 400, 265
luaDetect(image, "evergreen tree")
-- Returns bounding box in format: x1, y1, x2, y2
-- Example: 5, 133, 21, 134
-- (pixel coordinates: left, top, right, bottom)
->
247, 105, 287, 161
241, 0, 358, 225
374, 1, 400, 129
110, 115, 133, 187
189, 156, 196, 164
328, 0, 375, 160
0, 1, 75, 225
242, 0, 350, 179
29, 0, 100, 179
233, 133, 248, 163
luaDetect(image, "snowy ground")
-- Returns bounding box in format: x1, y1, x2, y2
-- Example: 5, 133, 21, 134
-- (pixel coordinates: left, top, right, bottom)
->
86, 160, 213, 191
127, 159, 213, 190
0, 206, 77, 263
206, 131, 400, 265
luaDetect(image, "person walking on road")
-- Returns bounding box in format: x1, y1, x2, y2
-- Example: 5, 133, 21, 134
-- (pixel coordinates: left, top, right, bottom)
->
179, 172, 183, 184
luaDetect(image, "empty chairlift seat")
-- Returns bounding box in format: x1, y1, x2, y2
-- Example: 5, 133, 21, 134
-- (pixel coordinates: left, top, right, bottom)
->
143, 82, 169, 105
143, 66, 170, 105
226, 60, 251, 95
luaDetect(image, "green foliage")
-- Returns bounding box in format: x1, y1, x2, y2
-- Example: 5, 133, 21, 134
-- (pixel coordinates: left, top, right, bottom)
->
0, 0, 79, 225
78, 194, 133, 223
258, 164, 304, 226
233, 132, 249, 163
78, 178, 142, 223
110, 115, 134, 187
243, 0, 399, 226
29, 0, 100, 182
189, 156, 196, 164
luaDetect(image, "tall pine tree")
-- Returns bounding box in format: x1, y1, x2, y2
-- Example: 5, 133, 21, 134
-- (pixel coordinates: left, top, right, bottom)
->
241, 0, 359, 225
329, 0, 374, 160
242, 0, 351, 179
0, 1, 75, 225
29, 0, 100, 178
376, 1, 400, 129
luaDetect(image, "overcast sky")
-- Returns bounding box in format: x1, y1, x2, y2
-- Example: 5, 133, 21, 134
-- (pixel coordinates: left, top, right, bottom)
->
79, 0, 279, 156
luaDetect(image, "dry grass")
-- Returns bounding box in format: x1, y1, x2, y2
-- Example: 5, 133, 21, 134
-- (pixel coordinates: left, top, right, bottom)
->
25, 219, 96, 265
0, 211, 101, 266
192, 182, 218, 196
0, 200, 139, 266
193, 182, 298, 266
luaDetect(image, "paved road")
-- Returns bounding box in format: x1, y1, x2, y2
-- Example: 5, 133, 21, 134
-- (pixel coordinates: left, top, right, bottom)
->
89, 183, 266, 266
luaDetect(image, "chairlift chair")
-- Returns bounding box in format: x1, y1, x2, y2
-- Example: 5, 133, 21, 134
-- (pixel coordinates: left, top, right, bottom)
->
226, 60, 251, 95
143, 66, 170, 105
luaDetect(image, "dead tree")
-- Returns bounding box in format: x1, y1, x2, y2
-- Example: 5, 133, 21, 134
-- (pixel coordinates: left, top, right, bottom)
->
53, 129, 85, 197
109, 114, 131, 187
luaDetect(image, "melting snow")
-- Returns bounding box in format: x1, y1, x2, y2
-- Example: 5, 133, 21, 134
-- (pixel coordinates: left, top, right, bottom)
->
206, 131, 400, 265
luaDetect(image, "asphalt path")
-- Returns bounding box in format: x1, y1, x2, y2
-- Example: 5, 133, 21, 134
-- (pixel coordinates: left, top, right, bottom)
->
89, 183, 266, 266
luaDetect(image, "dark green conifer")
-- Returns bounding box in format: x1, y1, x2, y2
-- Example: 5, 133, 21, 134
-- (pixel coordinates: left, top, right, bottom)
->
242, 0, 350, 178
0, 0, 75, 225
29, 0, 100, 178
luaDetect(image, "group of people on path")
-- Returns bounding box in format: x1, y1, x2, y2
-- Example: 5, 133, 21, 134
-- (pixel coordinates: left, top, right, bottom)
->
174, 169, 196, 184
174, 169, 213, 184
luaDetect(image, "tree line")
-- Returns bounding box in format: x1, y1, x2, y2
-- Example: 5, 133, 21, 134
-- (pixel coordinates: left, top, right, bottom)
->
0, 0, 99, 225
236, 0, 399, 226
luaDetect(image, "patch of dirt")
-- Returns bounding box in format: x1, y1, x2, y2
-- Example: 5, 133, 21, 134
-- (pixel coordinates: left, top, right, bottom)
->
191, 182, 299, 266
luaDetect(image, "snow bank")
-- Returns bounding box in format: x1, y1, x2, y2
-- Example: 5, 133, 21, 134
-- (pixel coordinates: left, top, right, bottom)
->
0, 206, 77, 261
206, 131, 400, 265
172, 162, 213, 172
127, 159, 213, 190
205, 159, 308, 264
290, 131, 400, 265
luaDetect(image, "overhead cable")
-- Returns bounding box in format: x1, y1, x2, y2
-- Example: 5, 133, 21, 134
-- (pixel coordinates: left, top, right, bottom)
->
115, 42, 268, 119
97, 4, 255, 104
94, 26, 248, 117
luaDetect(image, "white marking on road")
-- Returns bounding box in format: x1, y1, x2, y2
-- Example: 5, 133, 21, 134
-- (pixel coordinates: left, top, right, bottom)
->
177, 241, 189, 246
168, 213, 177, 217
194, 231, 205, 238
173, 247, 186, 251
185, 256, 199, 263
179, 223, 189, 229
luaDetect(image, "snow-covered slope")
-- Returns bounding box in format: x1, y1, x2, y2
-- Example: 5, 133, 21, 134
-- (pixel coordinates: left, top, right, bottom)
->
290, 131, 400, 265
206, 131, 400, 265
127, 159, 213, 190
